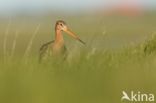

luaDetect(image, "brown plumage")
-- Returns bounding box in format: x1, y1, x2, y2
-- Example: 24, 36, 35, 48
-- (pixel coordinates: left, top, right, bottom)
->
39, 20, 85, 62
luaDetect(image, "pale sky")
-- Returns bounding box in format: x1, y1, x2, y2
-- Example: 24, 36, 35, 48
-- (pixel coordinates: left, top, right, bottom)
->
0, 0, 155, 15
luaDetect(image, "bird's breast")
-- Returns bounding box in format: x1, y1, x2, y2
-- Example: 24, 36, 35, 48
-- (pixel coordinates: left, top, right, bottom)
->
52, 42, 66, 55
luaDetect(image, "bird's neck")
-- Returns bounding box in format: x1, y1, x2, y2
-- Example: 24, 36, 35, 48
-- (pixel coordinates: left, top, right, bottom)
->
54, 30, 64, 45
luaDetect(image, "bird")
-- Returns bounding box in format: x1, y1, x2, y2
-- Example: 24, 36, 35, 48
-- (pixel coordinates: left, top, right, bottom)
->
39, 20, 85, 62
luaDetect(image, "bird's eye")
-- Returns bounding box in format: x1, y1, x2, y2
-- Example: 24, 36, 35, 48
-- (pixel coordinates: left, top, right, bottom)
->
60, 24, 63, 26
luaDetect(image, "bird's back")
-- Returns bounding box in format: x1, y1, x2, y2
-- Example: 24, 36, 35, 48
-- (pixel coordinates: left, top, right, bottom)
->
39, 40, 67, 63
39, 41, 54, 62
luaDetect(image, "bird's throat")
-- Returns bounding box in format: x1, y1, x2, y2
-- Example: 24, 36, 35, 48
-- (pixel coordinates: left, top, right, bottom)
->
54, 30, 64, 44
53, 30, 65, 54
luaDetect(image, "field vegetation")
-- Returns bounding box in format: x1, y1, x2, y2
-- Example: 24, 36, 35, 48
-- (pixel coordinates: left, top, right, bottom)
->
0, 14, 156, 103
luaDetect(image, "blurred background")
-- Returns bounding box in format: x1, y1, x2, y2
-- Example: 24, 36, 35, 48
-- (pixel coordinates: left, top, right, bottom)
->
0, 1, 156, 103
0, 0, 156, 55
0, 0, 156, 16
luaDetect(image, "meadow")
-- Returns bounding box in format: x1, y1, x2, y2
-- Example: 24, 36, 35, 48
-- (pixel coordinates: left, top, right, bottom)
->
0, 13, 156, 103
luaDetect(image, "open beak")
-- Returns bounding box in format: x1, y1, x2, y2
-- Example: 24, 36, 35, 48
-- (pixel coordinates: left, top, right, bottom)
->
64, 28, 85, 45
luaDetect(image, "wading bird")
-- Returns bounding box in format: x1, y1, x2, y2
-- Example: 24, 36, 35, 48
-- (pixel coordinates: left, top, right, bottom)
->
39, 20, 85, 62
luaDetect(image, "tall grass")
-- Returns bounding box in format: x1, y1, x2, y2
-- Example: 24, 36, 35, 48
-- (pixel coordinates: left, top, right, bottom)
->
0, 15, 156, 103
23, 24, 41, 63
1, 33, 156, 103
10, 30, 19, 60
3, 18, 12, 63
143, 32, 156, 55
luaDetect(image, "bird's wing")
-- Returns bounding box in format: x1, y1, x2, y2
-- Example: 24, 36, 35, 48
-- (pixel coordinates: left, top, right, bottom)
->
39, 40, 54, 62
63, 45, 68, 60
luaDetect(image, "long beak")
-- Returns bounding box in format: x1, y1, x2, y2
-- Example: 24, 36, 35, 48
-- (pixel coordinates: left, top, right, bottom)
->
64, 28, 85, 45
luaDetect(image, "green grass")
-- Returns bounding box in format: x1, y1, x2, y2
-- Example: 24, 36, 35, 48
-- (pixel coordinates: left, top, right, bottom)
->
0, 14, 156, 103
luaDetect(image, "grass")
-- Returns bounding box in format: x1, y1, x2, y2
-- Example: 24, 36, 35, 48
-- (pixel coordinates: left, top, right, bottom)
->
0, 14, 156, 103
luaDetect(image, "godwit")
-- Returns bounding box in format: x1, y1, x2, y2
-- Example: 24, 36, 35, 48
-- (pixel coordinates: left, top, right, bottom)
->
39, 20, 85, 62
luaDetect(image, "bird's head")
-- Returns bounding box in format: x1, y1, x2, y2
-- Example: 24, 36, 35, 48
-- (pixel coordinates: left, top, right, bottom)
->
55, 20, 85, 45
